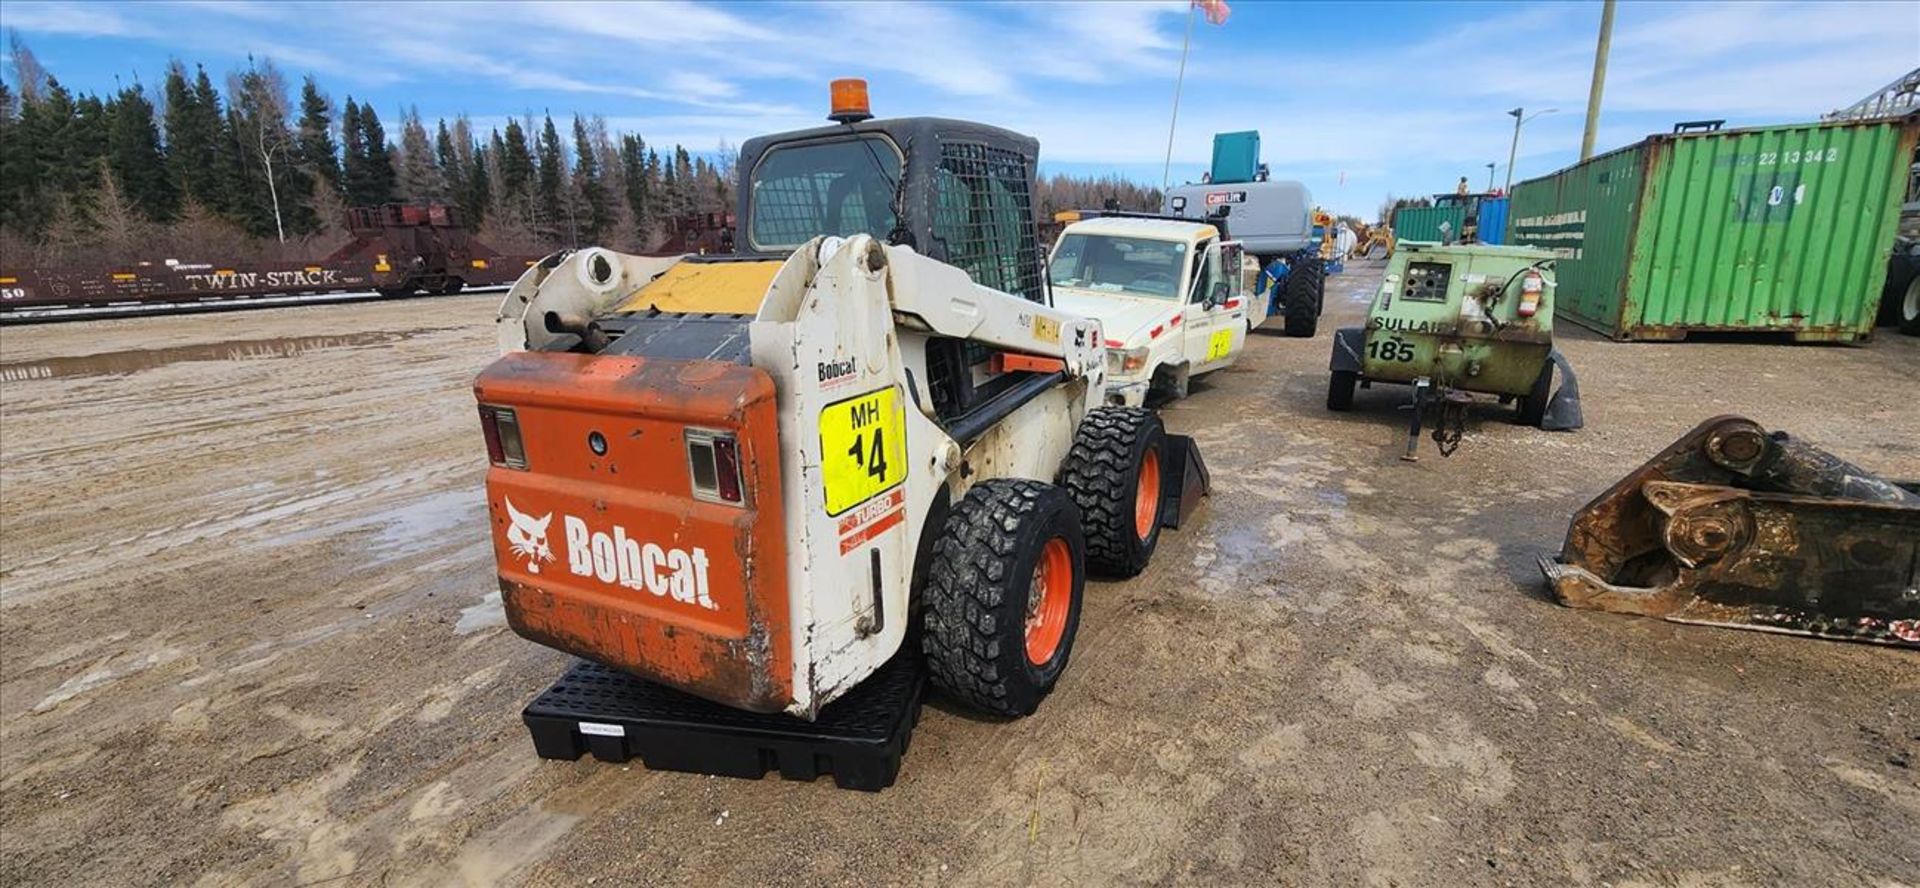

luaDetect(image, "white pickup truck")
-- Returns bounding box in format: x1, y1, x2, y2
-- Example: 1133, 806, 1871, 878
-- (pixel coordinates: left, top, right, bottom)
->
1048, 215, 1256, 406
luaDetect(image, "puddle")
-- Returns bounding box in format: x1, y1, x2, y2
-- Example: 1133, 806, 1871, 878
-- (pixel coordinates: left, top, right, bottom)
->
455, 591, 506, 635
259, 483, 483, 564
371, 487, 483, 557
0, 329, 438, 382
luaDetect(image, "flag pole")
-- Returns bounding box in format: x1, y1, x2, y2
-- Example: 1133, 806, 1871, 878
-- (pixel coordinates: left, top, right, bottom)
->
1161, 3, 1196, 194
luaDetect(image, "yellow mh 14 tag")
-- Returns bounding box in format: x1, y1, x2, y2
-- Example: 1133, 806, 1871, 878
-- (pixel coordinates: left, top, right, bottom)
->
819, 386, 907, 516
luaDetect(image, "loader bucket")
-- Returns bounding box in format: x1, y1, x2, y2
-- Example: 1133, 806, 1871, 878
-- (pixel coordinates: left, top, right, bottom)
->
1539, 415, 1920, 648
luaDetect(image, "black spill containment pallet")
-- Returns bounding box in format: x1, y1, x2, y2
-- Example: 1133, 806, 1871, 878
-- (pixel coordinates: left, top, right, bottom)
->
522, 653, 926, 792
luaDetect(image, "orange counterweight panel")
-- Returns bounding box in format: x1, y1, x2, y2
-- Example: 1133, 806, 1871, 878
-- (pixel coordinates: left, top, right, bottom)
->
474, 351, 794, 712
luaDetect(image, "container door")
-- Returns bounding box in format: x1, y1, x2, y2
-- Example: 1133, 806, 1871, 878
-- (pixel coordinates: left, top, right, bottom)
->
1479, 198, 1509, 245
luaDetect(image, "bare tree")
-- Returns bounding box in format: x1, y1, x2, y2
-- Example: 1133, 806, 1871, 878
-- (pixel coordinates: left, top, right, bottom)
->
229, 58, 295, 242
89, 162, 152, 258
396, 107, 444, 201
7, 29, 48, 104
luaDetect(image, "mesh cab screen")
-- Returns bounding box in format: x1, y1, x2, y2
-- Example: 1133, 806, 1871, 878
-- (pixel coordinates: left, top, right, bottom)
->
933, 141, 1042, 303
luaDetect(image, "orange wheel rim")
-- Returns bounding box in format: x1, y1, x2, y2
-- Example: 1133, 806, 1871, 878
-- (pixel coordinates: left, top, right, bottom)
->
1024, 537, 1073, 666
1133, 447, 1162, 541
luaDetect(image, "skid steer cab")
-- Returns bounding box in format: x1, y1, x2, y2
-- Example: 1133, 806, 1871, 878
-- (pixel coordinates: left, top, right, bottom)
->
478, 81, 1207, 720
1325, 242, 1583, 460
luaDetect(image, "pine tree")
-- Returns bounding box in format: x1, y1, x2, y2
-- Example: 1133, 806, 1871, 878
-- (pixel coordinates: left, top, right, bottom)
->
500, 119, 532, 202
340, 98, 367, 205
358, 103, 396, 204
0, 80, 42, 234
465, 136, 491, 226
672, 145, 694, 220
105, 83, 176, 222
30, 79, 77, 195
644, 147, 663, 243
13, 77, 92, 233
162, 63, 221, 216
535, 113, 566, 237
435, 118, 462, 207
572, 115, 613, 244
341, 97, 396, 206
294, 76, 340, 193
660, 150, 679, 223
160, 64, 243, 221
0, 81, 23, 233
69, 91, 110, 205
618, 134, 651, 245
219, 105, 270, 236
191, 66, 242, 217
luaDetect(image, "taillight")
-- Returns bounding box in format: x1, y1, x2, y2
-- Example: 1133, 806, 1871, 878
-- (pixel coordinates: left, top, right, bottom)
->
1518, 269, 1544, 318
479, 405, 527, 469
687, 429, 744, 505
712, 437, 742, 503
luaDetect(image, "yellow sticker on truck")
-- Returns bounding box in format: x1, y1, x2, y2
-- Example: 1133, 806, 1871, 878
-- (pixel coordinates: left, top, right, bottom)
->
1207, 329, 1234, 360
819, 386, 907, 516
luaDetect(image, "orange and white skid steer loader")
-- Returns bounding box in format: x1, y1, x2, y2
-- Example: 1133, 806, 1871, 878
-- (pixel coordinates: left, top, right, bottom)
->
476, 83, 1201, 719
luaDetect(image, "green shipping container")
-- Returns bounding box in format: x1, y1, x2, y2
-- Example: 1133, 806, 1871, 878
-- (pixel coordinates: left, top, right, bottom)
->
1393, 204, 1467, 244
1508, 114, 1918, 342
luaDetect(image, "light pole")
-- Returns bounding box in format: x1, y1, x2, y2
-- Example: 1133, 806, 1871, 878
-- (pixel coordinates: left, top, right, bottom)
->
1505, 107, 1558, 194
1485, 162, 1496, 193
1581, 0, 1617, 161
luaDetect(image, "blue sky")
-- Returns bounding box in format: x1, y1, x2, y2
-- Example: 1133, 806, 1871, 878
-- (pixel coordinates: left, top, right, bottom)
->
5, 0, 1916, 217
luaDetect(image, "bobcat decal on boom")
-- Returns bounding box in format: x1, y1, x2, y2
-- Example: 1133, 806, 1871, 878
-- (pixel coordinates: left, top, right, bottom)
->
503, 497, 554, 574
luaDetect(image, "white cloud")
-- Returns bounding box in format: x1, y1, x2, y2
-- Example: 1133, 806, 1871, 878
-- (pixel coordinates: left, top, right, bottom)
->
4, 2, 133, 37
535, 0, 777, 45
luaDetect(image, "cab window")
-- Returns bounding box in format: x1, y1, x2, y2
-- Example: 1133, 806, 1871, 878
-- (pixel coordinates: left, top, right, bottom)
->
746, 136, 901, 251
1187, 240, 1222, 304
1048, 235, 1187, 299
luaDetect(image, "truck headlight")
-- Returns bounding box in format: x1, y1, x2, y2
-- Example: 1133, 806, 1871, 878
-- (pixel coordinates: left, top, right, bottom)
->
1106, 346, 1149, 375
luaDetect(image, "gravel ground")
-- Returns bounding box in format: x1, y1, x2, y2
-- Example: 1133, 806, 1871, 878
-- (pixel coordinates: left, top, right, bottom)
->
2, 263, 1916, 886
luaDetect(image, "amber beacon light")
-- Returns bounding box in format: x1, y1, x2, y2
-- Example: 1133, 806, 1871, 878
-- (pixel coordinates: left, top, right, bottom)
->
829, 78, 872, 123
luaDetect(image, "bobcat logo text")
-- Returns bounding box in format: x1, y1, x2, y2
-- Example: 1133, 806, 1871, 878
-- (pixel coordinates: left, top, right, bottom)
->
499, 499, 716, 610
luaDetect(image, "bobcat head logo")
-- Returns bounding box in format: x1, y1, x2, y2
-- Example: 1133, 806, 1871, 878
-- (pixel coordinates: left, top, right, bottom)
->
503, 497, 554, 574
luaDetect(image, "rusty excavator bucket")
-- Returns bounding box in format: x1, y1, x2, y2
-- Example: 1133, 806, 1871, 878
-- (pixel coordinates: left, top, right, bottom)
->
1539, 415, 1919, 648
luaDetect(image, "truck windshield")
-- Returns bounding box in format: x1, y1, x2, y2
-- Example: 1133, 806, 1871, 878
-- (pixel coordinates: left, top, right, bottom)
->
1048, 234, 1187, 299
746, 136, 902, 251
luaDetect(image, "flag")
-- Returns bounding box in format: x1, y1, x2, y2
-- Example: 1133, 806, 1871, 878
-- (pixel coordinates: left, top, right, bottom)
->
1193, 0, 1230, 25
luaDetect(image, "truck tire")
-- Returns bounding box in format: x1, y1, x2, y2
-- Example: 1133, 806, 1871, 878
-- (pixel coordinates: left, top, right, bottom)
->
438, 278, 465, 296
921, 479, 1086, 717
1515, 361, 1552, 427
1901, 276, 1920, 336
1878, 252, 1916, 327
1283, 254, 1323, 338
1061, 407, 1166, 578
1327, 370, 1358, 411
1149, 364, 1189, 402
